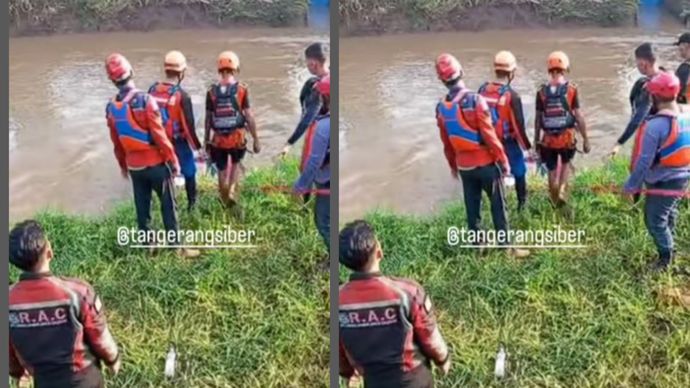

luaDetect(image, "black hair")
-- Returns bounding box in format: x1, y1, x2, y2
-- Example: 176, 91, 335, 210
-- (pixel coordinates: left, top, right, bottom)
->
9, 220, 48, 272
165, 70, 182, 79
495, 69, 513, 79
635, 42, 656, 63
305, 42, 328, 63
339, 220, 378, 271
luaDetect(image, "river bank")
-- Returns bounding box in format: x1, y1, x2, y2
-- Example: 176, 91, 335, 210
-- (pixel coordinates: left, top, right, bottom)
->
340, 0, 645, 35
9, 0, 310, 36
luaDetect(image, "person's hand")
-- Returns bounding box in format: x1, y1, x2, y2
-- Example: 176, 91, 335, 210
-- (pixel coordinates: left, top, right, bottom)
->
278, 144, 291, 158
450, 169, 458, 180
346, 373, 362, 387
609, 144, 621, 158
107, 357, 121, 375
15, 373, 31, 388
582, 138, 591, 154
253, 138, 262, 154
171, 162, 181, 177
440, 357, 451, 375
120, 168, 129, 180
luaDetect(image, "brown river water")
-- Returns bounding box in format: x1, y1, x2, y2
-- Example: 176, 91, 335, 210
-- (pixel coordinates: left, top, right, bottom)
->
339, 21, 685, 222
9, 28, 327, 220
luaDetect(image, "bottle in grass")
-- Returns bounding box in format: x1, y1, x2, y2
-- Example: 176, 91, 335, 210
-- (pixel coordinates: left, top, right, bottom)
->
494, 344, 506, 378
165, 345, 177, 378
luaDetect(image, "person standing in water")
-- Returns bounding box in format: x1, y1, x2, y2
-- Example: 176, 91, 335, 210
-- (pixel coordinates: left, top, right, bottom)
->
478, 50, 532, 211
204, 51, 260, 207
624, 71, 690, 272
534, 51, 590, 207
105, 53, 199, 258
674, 33, 690, 106
435, 53, 529, 257
610, 43, 661, 157
149, 50, 203, 211
293, 75, 331, 254
278, 42, 330, 162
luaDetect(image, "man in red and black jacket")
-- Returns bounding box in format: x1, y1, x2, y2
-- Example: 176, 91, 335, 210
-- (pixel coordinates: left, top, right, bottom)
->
339, 220, 451, 388
9, 220, 121, 388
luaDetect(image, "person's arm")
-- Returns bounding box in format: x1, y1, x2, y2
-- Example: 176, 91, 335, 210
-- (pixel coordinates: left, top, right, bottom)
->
618, 88, 652, 145
476, 95, 509, 171
339, 339, 355, 379
179, 90, 202, 150
80, 285, 120, 367
241, 87, 259, 152
204, 89, 213, 150
569, 88, 589, 152
286, 88, 322, 145
145, 96, 178, 168
106, 106, 127, 173
534, 91, 543, 149
623, 120, 663, 193
509, 91, 531, 150
294, 120, 329, 192
411, 286, 450, 368
437, 105, 457, 174
676, 63, 690, 104
9, 341, 26, 379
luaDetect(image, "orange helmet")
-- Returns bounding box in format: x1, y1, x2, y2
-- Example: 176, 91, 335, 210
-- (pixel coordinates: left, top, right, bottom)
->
105, 53, 133, 82
218, 51, 240, 72
435, 53, 463, 82
494, 50, 517, 72
164, 50, 187, 72
547, 51, 570, 71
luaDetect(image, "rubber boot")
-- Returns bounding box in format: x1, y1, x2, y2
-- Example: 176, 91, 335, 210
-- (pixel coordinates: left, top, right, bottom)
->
177, 247, 201, 259
508, 247, 531, 259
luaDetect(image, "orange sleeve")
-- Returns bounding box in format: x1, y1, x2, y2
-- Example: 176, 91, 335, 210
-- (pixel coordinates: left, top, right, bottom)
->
436, 105, 457, 172
145, 96, 178, 166
80, 285, 119, 365
476, 96, 509, 169
107, 111, 127, 171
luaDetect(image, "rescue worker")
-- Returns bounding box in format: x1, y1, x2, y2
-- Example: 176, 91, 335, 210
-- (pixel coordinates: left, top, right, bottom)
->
204, 51, 260, 207
623, 71, 690, 272
149, 50, 203, 211
610, 43, 661, 157
339, 220, 451, 387
478, 50, 532, 211
9, 220, 121, 387
105, 53, 199, 258
293, 75, 330, 253
534, 51, 590, 207
435, 53, 528, 257
674, 33, 690, 105
278, 42, 329, 168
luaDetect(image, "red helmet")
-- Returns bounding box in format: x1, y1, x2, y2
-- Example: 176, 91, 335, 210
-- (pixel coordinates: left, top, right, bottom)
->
646, 71, 681, 99
315, 74, 330, 97
105, 53, 133, 82
435, 53, 463, 82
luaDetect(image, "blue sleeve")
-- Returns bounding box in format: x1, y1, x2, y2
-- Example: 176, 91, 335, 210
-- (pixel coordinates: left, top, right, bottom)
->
294, 120, 330, 192
623, 119, 663, 193
618, 89, 652, 145
287, 91, 322, 145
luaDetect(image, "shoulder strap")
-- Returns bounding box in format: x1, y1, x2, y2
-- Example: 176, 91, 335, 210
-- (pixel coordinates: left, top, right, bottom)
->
478, 82, 489, 95
229, 83, 241, 113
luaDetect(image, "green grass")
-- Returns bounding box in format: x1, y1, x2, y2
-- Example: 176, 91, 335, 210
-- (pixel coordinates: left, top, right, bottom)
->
340, 158, 690, 387
9, 158, 329, 388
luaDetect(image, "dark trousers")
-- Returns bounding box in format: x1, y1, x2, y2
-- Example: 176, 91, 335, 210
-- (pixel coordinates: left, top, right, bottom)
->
35, 364, 104, 388
459, 164, 509, 243
315, 181, 330, 251
130, 164, 178, 242
644, 178, 689, 263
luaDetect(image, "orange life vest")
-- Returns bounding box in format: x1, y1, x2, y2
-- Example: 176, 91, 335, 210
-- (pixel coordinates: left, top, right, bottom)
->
538, 82, 578, 149
300, 114, 330, 172
209, 82, 248, 150
107, 89, 156, 153
478, 82, 514, 141
631, 113, 690, 171
437, 90, 486, 153
148, 82, 184, 140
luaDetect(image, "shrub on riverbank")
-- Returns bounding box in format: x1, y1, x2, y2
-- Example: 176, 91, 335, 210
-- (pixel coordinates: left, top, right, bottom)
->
9, 159, 329, 387
342, 159, 690, 386
10, 0, 309, 35
340, 0, 639, 34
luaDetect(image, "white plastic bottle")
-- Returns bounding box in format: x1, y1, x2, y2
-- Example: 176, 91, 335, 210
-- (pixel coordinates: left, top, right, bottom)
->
494, 345, 506, 378
164, 345, 176, 378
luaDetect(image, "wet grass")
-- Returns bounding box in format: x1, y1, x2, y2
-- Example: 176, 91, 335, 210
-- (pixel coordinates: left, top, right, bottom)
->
9, 159, 329, 388
341, 158, 690, 387
340, 0, 639, 33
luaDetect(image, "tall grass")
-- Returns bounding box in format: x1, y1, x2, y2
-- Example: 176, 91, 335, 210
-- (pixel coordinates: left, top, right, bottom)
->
341, 158, 690, 387
340, 0, 639, 33
9, 159, 329, 388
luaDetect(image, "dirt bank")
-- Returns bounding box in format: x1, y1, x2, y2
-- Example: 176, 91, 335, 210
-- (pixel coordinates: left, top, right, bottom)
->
9, 0, 309, 37
340, 0, 640, 35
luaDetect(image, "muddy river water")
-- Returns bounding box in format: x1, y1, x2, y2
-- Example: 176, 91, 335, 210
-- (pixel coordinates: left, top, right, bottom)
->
339, 21, 685, 221
9, 28, 327, 220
